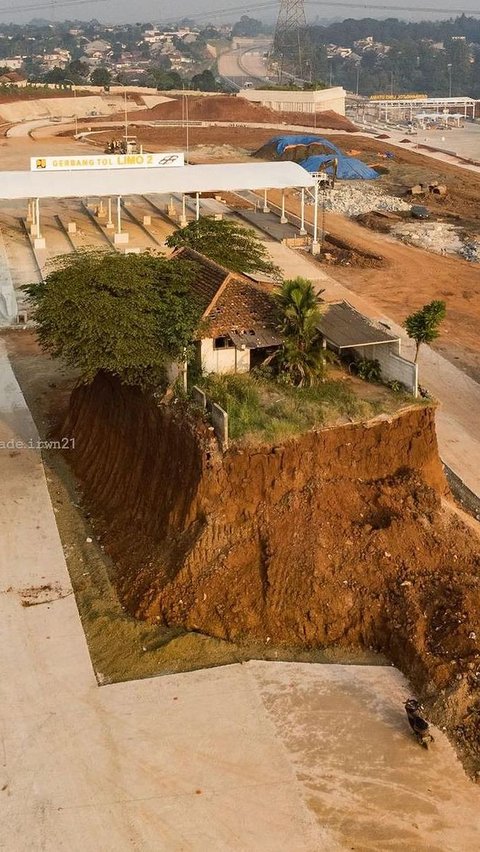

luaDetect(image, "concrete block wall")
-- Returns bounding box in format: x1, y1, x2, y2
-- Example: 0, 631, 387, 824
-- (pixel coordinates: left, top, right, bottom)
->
210, 402, 229, 450
352, 344, 418, 396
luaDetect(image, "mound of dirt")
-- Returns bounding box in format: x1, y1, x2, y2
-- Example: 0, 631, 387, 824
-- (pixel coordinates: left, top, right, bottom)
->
61, 372, 480, 772
123, 94, 358, 132
254, 138, 338, 162
0, 88, 90, 105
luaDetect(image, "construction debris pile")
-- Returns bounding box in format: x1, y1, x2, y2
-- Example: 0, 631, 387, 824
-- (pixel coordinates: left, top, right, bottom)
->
392, 221, 480, 262
306, 184, 412, 217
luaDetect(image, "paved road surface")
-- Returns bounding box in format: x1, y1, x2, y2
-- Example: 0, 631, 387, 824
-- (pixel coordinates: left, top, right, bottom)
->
1, 339, 480, 850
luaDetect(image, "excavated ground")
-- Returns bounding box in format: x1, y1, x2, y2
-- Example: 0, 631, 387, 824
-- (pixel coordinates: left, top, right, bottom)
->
61, 372, 480, 775
116, 95, 358, 132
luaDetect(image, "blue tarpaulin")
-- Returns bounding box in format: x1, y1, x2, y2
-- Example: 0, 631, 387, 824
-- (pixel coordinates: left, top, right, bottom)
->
301, 154, 379, 180
270, 135, 379, 180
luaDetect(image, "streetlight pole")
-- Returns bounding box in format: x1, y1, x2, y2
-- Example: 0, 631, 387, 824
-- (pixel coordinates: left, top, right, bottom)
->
447, 63, 452, 98
64, 79, 77, 136
124, 89, 128, 140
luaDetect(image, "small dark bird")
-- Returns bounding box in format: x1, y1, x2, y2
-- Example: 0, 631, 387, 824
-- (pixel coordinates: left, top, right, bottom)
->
405, 698, 434, 749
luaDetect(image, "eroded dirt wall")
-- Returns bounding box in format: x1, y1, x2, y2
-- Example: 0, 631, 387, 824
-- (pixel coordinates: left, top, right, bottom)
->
62, 373, 480, 770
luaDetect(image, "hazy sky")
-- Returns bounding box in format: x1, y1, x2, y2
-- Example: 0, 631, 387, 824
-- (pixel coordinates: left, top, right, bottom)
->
0, 0, 477, 25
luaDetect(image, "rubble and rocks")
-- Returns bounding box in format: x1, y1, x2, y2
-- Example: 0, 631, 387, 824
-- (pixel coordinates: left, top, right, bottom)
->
307, 184, 412, 217
461, 241, 480, 263
392, 221, 480, 262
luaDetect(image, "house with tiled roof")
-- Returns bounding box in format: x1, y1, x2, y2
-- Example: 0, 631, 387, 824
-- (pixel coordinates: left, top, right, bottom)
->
172, 246, 282, 374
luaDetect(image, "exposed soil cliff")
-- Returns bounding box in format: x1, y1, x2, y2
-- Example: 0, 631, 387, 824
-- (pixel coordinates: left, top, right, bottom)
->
62, 373, 480, 770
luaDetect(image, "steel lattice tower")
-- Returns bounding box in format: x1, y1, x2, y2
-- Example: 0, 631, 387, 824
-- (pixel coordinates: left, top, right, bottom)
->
273, 0, 311, 82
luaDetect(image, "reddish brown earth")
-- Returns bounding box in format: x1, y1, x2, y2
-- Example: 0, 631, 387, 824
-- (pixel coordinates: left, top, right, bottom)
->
113, 94, 358, 132
61, 372, 480, 771
0, 88, 90, 105
267, 187, 480, 383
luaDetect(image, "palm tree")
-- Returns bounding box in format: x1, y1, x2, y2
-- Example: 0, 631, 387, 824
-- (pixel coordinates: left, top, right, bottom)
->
273, 278, 328, 387
275, 277, 324, 341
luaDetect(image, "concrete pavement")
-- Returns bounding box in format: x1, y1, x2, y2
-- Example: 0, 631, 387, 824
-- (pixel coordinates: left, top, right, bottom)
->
1, 338, 480, 850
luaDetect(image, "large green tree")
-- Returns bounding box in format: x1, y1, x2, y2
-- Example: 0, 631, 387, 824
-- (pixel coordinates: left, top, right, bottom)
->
90, 67, 111, 88
25, 250, 202, 390
403, 300, 446, 363
191, 69, 218, 92
166, 218, 279, 277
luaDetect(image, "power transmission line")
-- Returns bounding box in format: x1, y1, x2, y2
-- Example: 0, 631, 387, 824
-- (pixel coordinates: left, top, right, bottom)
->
306, 1, 480, 15
0, 0, 108, 14
167, 0, 480, 20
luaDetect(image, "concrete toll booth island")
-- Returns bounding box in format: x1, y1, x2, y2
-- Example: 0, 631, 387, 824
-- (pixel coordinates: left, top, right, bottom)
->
0, 160, 318, 257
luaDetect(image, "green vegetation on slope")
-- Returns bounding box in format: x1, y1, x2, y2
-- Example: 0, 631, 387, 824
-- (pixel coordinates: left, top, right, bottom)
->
196, 371, 415, 443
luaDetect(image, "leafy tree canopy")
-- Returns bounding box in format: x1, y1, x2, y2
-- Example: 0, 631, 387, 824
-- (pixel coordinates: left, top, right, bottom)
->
25, 251, 202, 390
190, 69, 218, 92
403, 299, 446, 362
90, 67, 111, 88
232, 16, 264, 38
166, 218, 280, 278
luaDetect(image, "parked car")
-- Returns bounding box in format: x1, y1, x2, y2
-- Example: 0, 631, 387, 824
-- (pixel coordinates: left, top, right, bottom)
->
411, 205, 430, 220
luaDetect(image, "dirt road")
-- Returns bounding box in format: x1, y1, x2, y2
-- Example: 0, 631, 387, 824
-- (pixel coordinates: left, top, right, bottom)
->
270, 188, 480, 383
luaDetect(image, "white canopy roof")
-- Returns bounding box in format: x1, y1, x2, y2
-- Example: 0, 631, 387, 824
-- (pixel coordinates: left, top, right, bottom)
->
0, 161, 315, 201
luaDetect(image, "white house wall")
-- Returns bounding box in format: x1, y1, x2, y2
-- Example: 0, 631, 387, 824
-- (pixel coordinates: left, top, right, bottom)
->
200, 339, 250, 374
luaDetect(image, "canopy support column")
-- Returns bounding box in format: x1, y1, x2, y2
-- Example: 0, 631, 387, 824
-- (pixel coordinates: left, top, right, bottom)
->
280, 190, 287, 224
180, 194, 187, 227
29, 199, 36, 233
195, 192, 200, 221
33, 198, 45, 249
114, 196, 128, 245
311, 179, 320, 255
106, 197, 114, 229
300, 188, 306, 235
262, 189, 270, 213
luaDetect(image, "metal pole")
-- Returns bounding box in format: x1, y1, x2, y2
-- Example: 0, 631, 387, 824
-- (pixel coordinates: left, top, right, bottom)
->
300, 188, 306, 235
107, 197, 113, 227
263, 189, 269, 213
280, 190, 287, 224
313, 179, 319, 246
35, 198, 40, 239
195, 192, 200, 221
185, 92, 189, 164
117, 196, 121, 234
181, 193, 187, 225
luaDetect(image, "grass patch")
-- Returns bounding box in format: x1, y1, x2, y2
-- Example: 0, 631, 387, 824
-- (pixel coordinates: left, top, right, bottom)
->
196, 370, 416, 444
